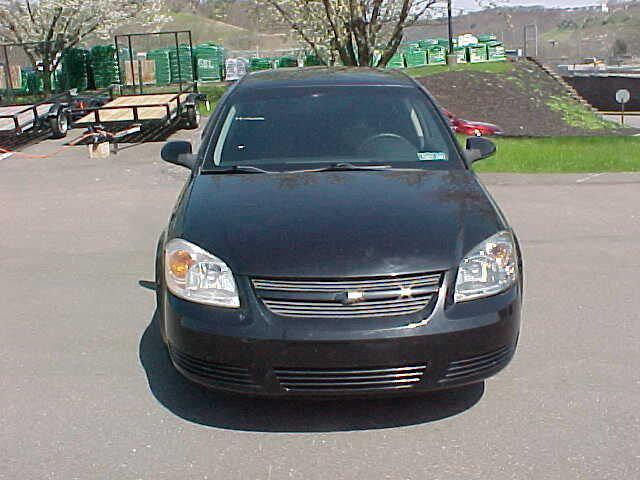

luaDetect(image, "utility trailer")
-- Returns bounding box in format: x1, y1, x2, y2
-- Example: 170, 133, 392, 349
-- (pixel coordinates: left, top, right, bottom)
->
0, 92, 71, 144
72, 84, 204, 133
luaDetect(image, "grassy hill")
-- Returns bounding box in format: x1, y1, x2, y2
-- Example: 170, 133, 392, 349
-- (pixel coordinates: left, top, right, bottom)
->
161, 12, 291, 51
407, 2, 640, 62
411, 59, 624, 136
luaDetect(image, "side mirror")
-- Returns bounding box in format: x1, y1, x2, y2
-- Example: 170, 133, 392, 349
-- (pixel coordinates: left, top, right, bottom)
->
161, 141, 196, 170
465, 137, 496, 163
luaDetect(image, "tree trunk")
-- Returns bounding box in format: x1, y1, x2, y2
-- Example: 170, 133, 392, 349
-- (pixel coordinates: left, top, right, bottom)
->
376, 35, 403, 68
42, 64, 53, 93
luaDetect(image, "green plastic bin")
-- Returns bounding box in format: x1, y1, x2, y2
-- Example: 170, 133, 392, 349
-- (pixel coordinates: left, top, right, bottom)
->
90, 45, 120, 88
468, 45, 488, 63
60, 48, 89, 91
427, 45, 447, 65
486, 41, 506, 62
195, 43, 226, 82
250, 57, 274, 71
404, 48, 427, 68
454, 46, 468, 64
276, 56, 298, 68
478, 34, 498, 43
385, 52, 405, 69
147, 49, 171, 85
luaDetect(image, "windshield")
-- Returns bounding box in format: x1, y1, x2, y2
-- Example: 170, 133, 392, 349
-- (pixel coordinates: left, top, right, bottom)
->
205, 86, 461, 169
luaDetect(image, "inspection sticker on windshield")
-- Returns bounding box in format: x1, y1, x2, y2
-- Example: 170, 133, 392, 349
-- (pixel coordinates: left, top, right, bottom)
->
417, 151, 447, 162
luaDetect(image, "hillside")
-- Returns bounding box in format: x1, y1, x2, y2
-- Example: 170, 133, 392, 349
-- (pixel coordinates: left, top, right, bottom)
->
108, 12, 293, 53
413, 59, 627, 137
160, 13, 292, 51
407, 1, 640, 63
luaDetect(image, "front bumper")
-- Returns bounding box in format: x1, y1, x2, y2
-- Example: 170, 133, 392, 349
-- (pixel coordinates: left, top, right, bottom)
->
161, 275, 521, 397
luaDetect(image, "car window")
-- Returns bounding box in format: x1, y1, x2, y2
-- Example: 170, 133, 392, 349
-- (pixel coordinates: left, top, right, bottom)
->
207, 86, 460, 168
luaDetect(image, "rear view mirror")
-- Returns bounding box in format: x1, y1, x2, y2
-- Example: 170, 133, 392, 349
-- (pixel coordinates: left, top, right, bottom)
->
161, 141, 196, 170
465, 137, 496, 163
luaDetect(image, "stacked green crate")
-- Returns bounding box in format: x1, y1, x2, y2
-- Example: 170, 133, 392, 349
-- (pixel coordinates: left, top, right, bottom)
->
478, 34, 497, 43
426, 45, 447, 65
90, 45, 120, 88
385, 52, 405, 69
249, 57, 274, 71
276, 56, 298, 68
195, 43, 226, 81
304, 54, 323, 66
404, 47, 427, 68
23, 70, 43, 94
454, 46, 468, 63
61, 48, 89, 91
169, 44, 194, 83
147, 49, 171, 85
418, 39, 439, 48
486, 41, 506, 61
468, 44, 488, 63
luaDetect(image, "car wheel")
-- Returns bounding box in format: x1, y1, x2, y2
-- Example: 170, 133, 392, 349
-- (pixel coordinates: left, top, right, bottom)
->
50, 111, 69, 138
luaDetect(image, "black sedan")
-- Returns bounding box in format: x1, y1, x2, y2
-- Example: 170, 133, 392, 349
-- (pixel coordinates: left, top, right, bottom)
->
156, 67, 523, 397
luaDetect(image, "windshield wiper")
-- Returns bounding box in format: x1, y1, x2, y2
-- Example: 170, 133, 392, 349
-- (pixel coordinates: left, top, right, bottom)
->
202, 165, 273, 175
306, 162, 393, 172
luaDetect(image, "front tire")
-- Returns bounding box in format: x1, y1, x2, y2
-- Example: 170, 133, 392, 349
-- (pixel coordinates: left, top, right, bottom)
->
50, 111, 69, 139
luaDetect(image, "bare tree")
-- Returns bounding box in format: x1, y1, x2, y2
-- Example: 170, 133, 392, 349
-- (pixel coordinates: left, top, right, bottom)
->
0, 0, 166, 92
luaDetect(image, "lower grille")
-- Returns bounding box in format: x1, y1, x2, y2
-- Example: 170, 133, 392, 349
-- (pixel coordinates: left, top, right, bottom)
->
439, 346, 512, 384
274, 364, 427, 392
170, 349, 255, 387
253, 272, 442, 319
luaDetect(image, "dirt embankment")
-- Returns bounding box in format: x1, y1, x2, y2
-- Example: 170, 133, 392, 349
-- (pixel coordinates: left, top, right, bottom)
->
418, 60, 632, 137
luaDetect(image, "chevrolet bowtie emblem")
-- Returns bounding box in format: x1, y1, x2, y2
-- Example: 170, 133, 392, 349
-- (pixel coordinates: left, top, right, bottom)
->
338, 290, 365, 305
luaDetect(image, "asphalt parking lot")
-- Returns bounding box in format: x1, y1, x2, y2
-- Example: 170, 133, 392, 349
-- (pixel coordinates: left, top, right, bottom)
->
1, 132, 639, 480
603, 113, 640, 130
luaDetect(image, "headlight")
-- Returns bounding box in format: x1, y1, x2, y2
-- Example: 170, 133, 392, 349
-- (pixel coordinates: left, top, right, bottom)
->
164, 238, 240, 308
454, 231, 518, 303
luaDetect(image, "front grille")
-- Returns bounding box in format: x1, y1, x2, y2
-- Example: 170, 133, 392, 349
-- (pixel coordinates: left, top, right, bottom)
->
170, 348, 255, 387
274, 364, 427, 392
439, 346, 513, 384
252, 272, 441, 318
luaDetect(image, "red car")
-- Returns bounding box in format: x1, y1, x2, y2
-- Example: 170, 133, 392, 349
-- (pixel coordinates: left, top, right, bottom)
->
442, 108, 504, 137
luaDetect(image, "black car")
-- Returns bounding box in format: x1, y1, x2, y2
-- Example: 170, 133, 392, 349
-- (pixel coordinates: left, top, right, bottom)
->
156, 67, 523, 397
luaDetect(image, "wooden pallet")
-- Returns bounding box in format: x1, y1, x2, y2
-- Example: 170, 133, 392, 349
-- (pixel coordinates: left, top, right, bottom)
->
0, 104, 53, 132
75, 93, 189, 124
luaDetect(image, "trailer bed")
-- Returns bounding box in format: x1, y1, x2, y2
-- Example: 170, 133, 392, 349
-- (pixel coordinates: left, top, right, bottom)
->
0, 104, 54, 132
75, 93, 190, 125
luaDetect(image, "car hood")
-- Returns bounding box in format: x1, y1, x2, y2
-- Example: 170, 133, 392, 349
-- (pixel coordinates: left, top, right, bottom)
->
175, 169, 505, 277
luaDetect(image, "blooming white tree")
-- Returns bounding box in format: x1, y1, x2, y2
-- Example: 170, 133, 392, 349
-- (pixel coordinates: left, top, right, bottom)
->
260, 0, 439, 67
0, 0, 166, 91
261, 0, 509, 67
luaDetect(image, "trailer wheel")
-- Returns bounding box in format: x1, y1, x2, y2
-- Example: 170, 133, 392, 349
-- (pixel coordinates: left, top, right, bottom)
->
183, 105, 200, 129
50, 111, 69, 139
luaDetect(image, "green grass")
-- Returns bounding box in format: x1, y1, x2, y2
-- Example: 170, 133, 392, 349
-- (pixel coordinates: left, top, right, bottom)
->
471, 136, 640, 173
405, 61, 513, 78
197, 83, 228, 115
547, 96, 618, 131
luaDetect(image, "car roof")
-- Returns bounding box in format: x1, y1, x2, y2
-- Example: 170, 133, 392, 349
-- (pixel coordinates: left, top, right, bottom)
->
236, 67, 415, 90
